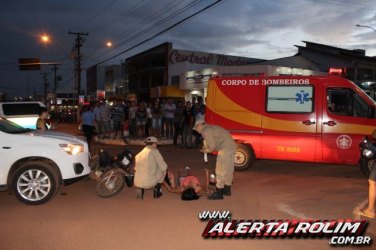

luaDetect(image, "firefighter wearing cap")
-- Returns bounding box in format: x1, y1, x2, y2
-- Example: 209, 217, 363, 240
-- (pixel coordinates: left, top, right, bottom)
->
193, 119, 237, 200
134, 136, 168, 199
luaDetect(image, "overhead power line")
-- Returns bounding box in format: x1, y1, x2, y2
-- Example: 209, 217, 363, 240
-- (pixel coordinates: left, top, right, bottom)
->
87, 0, 152, 34
86, 0, 200, 64
113, 0, 192, 43
95, 0, 223, 65
112, 0, 201, 50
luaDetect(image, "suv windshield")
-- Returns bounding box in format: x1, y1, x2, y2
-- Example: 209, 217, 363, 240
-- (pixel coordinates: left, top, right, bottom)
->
0, 118, 31, 134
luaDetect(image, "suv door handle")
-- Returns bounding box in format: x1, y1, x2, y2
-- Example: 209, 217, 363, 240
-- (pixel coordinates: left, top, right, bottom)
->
2, 147, 11, 149
302, 120, 315, 125
323, 121, 337, 126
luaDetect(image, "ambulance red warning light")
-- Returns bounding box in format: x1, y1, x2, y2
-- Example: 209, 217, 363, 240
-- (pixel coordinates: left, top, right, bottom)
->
329, 67, 346, 75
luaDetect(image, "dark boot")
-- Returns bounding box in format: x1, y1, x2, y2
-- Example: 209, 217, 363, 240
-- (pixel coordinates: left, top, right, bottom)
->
153, 183, 163, 199
136, 188, 144, 200
223, 185, 231, 196
208, 188, 223, 200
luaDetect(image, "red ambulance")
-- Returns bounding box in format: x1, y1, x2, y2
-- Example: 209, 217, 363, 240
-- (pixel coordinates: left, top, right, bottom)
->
205, 75, 376, 171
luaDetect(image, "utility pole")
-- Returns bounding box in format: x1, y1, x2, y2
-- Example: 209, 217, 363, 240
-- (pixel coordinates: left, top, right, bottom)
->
69, 31, 88, 106
50, 64, 61, 108
33, 86, 37, 100
40, 72, 50, 105
26, 76, 29, 100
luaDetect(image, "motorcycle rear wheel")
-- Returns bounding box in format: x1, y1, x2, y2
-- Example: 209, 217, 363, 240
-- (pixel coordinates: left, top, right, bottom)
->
96, 171, 125, 198
360, 158, 374, 177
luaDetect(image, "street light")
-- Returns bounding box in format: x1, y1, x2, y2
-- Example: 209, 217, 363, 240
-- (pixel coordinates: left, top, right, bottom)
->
38, 34, 62, 107
40, 34, 51, 44
356, 24, 376, 32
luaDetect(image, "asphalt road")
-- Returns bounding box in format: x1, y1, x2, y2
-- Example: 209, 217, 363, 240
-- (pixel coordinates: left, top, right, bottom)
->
0, 123, 375, 250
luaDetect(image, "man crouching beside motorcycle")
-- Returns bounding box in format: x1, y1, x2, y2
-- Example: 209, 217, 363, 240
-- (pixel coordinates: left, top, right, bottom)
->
134, 136, 168, 199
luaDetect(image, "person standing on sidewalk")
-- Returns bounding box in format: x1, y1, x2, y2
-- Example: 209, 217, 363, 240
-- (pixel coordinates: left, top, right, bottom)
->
128, 101, 138, 138
80, 105, 95, 150
182, 101, 194, 148
193, 119, 236, 200
160, 99, 166, 137
151, 100, 162, 137
111, 100, 125, 139
173, 100, 184, 146
135, 102, 147, 138
164, 98, 176, 139
100, 101, 112, 139
93, 102, 102, 139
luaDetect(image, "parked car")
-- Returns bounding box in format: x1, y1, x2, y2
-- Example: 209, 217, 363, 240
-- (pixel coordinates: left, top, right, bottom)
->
59, 110, 76, 123
0, 101, 46, 129
0, 117, 90, 205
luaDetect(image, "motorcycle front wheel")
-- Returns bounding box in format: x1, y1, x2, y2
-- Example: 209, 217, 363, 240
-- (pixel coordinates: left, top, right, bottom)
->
96, 171, 125, 198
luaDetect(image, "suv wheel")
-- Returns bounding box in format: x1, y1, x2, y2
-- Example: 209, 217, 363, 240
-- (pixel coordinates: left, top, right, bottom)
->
12, 162, 59, 205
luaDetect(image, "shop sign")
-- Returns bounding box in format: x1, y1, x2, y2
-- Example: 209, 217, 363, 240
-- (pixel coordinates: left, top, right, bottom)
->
169, 49, 252, 66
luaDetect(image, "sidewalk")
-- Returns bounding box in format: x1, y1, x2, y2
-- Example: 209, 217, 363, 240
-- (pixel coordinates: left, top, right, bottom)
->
94, 136, 173, 146
55, 122, 173, 146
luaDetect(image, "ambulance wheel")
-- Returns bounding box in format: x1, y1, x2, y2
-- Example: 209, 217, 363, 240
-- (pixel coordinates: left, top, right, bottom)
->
234, 144, 254, 171
360, 158, 373, 177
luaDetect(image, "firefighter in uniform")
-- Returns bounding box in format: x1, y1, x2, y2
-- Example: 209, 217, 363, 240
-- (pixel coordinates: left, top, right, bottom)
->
193, 119, 237, 200
134, 136, 168, 199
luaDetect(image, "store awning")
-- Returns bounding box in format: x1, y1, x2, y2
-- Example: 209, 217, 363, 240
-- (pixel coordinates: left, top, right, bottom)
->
150, 86, 185, 98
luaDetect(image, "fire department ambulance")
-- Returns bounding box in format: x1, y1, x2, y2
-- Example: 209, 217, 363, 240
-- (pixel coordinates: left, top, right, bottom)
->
205, 76, 376, 171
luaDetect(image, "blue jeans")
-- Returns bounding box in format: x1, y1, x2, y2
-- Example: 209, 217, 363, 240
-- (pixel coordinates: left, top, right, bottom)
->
165, 118, 174, 138
182, 125, 193, 147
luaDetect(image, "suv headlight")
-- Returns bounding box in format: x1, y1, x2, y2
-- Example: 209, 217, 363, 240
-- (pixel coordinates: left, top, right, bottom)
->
59, 143, 84, 155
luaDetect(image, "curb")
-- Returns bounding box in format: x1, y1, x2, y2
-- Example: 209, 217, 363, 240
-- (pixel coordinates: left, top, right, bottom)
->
94, 137, 174, 146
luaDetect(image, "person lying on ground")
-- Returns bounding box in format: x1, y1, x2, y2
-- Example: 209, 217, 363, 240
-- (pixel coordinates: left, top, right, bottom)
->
163, 169, 210, 196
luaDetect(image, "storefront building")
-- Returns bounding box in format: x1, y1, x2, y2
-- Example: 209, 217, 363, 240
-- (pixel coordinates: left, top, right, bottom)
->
180, 41, 376, 101
86, 65, 106, 101
94, 41, 376, 103
125, 42, 263, 102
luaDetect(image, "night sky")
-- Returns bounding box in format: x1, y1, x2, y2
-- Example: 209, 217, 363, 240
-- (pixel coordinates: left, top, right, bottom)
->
0, 0, 375, 98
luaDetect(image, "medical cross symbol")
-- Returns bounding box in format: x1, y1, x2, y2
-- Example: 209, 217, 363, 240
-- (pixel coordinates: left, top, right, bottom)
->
296, 90, 310, 104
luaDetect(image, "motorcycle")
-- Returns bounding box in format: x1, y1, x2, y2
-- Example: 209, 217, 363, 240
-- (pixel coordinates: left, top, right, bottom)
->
89, 146, 134, 198
359, 136, 376, 177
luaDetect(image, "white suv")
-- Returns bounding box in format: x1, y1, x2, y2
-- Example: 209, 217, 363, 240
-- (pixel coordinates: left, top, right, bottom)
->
0, 117, 90, 205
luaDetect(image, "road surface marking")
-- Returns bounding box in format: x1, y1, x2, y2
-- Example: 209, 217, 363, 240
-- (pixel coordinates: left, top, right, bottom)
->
277, 203, 309, 218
